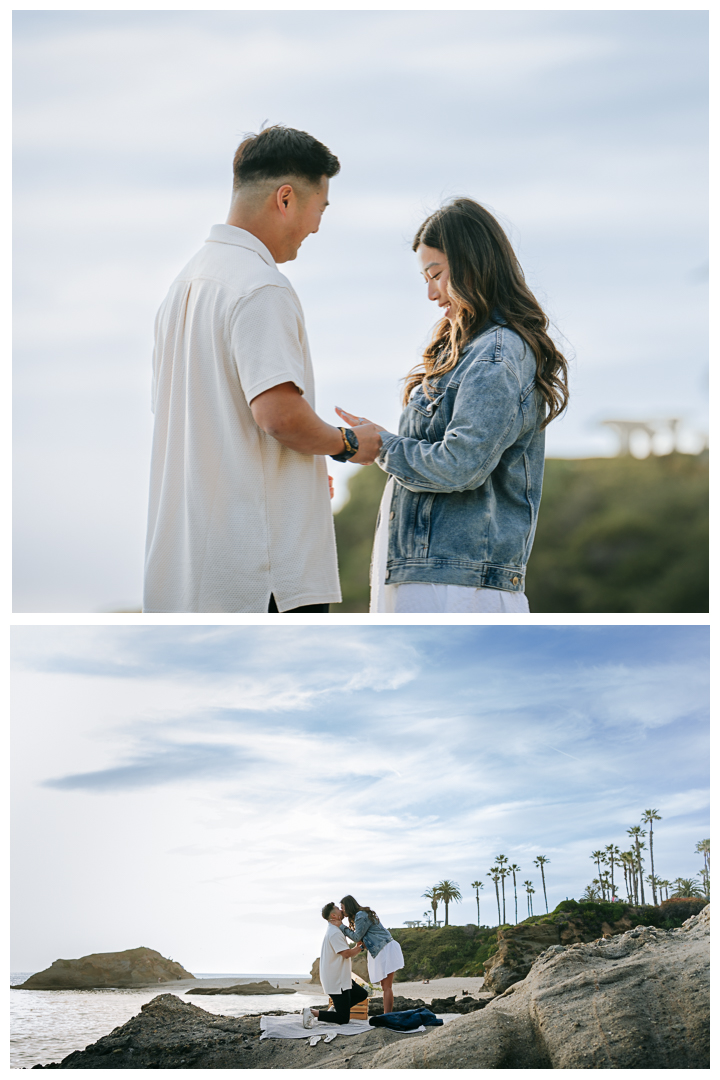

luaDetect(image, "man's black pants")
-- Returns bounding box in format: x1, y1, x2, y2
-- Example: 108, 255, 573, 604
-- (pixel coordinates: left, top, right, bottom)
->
317, 983, 368, 1024
268, 595, 329, 613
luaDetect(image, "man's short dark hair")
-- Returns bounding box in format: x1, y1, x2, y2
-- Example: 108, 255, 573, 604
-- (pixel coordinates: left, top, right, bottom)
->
321, 902, 336, 921
233, 125, 340, 190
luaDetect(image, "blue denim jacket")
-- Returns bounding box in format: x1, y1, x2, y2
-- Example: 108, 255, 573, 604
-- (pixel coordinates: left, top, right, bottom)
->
340, 911, 393, 958
376, 321, 545, 592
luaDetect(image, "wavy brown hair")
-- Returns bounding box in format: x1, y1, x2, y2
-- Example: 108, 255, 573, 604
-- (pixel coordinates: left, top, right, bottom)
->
407, 198, 569, 427
340, 894, 379, 928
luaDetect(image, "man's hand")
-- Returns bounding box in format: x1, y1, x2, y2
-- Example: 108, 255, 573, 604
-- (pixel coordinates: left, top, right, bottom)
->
328, 475, 334, 499
350, 423, 384, 465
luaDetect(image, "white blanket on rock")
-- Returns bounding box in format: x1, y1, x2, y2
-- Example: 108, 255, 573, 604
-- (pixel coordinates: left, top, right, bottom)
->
260, 1015, 373, 1041
259, 1014, 452, 1042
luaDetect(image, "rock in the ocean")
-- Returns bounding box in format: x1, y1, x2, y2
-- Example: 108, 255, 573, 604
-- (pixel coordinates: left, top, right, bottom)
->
187, 981, 295, 996
13, 947, 193, 990
369, 905, 710, 1069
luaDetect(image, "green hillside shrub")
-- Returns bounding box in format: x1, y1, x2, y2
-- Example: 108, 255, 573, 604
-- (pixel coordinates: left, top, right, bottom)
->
330, 453, 708, 613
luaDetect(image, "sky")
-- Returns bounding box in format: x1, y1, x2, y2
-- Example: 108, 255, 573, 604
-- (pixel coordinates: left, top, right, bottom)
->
11, 624, 709, 975
12, 8, 708, 612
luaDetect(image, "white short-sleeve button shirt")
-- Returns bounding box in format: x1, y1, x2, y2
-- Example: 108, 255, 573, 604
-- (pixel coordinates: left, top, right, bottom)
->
143, 225, 342, 612
319, 922, 352, 996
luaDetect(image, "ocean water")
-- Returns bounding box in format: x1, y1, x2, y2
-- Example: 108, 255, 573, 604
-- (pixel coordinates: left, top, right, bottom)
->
10, 973, 328, 1070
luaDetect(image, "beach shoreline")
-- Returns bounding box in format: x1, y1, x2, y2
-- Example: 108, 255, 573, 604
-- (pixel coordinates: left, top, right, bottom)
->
169, 974, 487, 1001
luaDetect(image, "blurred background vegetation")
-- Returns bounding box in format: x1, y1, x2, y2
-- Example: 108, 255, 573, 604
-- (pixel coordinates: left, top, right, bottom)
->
330, 452, 708, 613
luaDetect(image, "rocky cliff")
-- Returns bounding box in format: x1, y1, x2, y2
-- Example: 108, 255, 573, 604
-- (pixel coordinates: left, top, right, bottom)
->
482, 898, 708, 993
13, 947, 193, 990
371, 905, 710, 1069
33, 907, 709, 1069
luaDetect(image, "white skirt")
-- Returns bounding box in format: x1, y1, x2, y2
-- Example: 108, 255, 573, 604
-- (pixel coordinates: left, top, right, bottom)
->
367, 939, 404, 983
369, 478, 530, 613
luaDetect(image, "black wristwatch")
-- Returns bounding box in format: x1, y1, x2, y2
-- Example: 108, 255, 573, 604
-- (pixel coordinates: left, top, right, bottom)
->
331, 426, 359, 462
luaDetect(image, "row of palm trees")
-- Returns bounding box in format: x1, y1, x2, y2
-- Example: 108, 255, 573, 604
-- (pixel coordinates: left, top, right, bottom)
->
481, 854, 550, 925
415, 814, 708, 930
420, 856, 551, 930
582, 810, 710, 905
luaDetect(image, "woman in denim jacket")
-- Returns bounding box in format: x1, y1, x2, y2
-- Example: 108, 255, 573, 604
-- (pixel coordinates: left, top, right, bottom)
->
339, 894, 404, 1014
337, 198, 569, 613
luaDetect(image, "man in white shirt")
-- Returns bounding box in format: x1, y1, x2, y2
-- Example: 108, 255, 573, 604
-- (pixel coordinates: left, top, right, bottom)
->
303, 902, 367, 1028
143, 126, 383, 612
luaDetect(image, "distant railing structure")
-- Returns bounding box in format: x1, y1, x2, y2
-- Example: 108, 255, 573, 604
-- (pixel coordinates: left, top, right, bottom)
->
601, 418, 684, 457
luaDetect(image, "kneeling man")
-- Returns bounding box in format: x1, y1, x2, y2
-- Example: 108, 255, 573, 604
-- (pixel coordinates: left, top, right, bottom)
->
303, 903, 368, 1027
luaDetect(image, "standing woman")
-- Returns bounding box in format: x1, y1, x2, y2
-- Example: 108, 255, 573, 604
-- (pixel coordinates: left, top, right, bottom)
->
339, 895, 404, 1014
337, 197, 569, 613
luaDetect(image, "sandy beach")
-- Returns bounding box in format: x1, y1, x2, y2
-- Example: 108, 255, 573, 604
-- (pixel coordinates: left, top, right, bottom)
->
173, 975, 487, 1001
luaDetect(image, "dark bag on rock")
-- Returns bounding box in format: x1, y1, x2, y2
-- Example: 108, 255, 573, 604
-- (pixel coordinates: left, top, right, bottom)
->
369, 1008, 443, 1031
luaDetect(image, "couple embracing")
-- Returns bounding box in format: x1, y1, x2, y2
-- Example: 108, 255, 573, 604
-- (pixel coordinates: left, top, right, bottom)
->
303, 895, 403, 1028
144, 124, 569, 614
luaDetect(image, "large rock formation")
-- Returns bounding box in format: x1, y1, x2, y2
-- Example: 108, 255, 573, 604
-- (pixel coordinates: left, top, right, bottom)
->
13, 947, 193, 990
187, 981, 296, 996
482, 898, 708, 993
370, 906, 710, 1069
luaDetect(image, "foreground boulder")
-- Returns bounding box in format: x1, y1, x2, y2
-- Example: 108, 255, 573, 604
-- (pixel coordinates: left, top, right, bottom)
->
370, 905, 710, 1069
13, 948, 193, 990
187, 980, 295, 996
483, 898, 708, 993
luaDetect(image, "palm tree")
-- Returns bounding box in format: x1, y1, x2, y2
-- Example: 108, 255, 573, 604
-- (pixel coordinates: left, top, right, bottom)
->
435, 880, 462, 926
509, 864, 521, 924
599, 871, 612, 900
523, 880, 535, 917
659, 878, 671, 902
604, 844, 621, 900
488, 867, 501, 926
591, 849, 606, 891
495, 855, 509, 924
470, 880, 484, 927
422, 887, 440, 927
671, 877, 704, 898
627, 827, 647, 904
641, 810, 662, 904
646, 875, 662, 905
695, 840, 710, 898
534, 855, 550, 913
581, 883, 601, 901
619, 851, 633, 902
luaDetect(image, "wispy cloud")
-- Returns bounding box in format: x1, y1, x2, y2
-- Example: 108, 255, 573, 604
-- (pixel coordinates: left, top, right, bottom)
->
42, 741, 249, 791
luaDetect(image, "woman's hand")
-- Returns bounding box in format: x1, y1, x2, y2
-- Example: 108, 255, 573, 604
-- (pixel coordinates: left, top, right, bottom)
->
335, 407, 386, 431
335, 407, 388, 465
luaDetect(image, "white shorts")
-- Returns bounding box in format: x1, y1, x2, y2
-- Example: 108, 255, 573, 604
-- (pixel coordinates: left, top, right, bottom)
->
367, 939, 404, 983
386, 582, 530, 613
